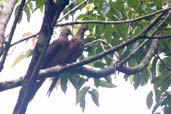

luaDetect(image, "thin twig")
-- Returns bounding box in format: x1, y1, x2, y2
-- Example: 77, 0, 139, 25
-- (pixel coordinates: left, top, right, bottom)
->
155, 50, 171, 70
56, 7, 171, 26
57, 0, 88, 23
120, 39, 149, 65
10, 32, 39, 47
84, 39, 112, 47
0, 8, 169, 92
0, 0, 26, 71
0, 77, 23, 92
143, 34, 171, 39
52, 12, 165, 70
9, 8, 171, 47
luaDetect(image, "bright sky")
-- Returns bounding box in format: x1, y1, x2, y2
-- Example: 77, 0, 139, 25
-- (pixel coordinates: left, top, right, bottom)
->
0, 9, 152, 114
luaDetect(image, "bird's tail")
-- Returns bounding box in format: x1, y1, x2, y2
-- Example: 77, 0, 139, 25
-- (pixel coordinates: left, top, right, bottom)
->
47, 77, 59, 97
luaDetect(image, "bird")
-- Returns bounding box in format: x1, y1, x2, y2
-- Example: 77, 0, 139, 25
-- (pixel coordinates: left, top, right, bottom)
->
47, 24, 88, 95
66, 24, 88, 63
30, 28, 71, 100
41, 28, 71, 68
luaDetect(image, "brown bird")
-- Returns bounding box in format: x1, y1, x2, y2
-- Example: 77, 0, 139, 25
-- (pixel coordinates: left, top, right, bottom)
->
41, 28, 71, 68
47, 24, 88, 95
30, 28, 71, 100
66, 24, 88, 63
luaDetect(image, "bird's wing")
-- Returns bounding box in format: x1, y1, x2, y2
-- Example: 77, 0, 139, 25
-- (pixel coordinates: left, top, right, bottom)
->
42, 40, 62, 68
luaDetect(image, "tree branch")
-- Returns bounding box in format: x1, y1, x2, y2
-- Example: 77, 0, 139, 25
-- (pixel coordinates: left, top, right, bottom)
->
0, 8, 166, 94
57, 0, 88, 23
0, 38, 158, 92
0, 0, 17, 56
117, 9, 171, 76
155, 50, 171, 71
117, 39, 158, 75
143, 34, 171, 39
56, 6, 171, 26
10, 32, 39, 47
0, 0, 21, 71
0, 77, 23, 92
120, 39, 149, 65
8, 7, 171, 48
13, 1, 69, 114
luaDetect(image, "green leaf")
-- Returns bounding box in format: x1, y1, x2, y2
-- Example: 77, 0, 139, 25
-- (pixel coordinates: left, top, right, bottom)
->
24, 5, 31, 22
98, 80, 117, 88
94, 78, 100, 87
164, 106, 171, 114
76, 86, 90, 104
69, 74, 87, 92
139, 69, 150, 86
12, 49, 33, 67
146, 91, 153, 109
151, 57, 158, 78
133, 75, 140, 90
158, 56, 171, 75
154, 0, 163, 9
60, 73, 69, 93
34, 0, 44, 12
127, 0, 139, 9
89, 89, 99, 106
161, 94, 171, 106
104, 76, 112, 84
93, 60, 106, 68
27, 0, 33, 11
80, 98, 86, 112
101, 2, 110, 15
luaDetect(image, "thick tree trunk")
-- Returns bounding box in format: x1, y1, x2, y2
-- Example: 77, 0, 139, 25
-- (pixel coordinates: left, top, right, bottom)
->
12, 1, 69, 114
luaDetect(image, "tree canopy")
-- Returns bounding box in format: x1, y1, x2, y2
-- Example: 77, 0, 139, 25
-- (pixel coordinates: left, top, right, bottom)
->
0, 0, 171, 114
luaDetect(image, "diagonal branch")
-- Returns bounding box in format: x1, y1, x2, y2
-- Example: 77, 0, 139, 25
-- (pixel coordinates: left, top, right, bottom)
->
0, 0, 17, 56
155, 49, 171, 71
117, 9, 171, 75
142, 34, 171, 39
0, 77, 23, 92
10, 32, 39, 47
56, 6, 171, 26
0, 0, 24, 71
9, 7, 171, 48
117, 39, 158, 75
120, 39, 150, 65
57, 0, 88, 23
13, 1, 70, 114
0, 9, 166, 94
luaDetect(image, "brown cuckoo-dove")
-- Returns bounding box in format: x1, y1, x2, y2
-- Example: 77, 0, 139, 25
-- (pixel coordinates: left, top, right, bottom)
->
47, 24, 88, 95
30, 28, 71, 100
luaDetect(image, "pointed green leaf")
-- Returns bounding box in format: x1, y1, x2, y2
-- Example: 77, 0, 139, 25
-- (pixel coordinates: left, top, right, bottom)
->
146, 91, 153, 109
12, 49, 33, 67
89, 89, 99, 106
94, 78, 100, 87
76, 86, 90, 104
24, 5, 31, 22
104, 76, 112, 84
69, 74, 87, 92
98, 80, 117, 88
60, 73, 68, 93
133, 75, 141, 90
164, 106, 171, 114
80, 99, 86, 112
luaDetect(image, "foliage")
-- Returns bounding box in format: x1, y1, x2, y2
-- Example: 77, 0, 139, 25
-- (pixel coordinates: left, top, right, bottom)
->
1, 0, 171, 114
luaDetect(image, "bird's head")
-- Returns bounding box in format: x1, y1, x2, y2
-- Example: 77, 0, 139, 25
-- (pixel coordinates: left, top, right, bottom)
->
62, 28, 72, 36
